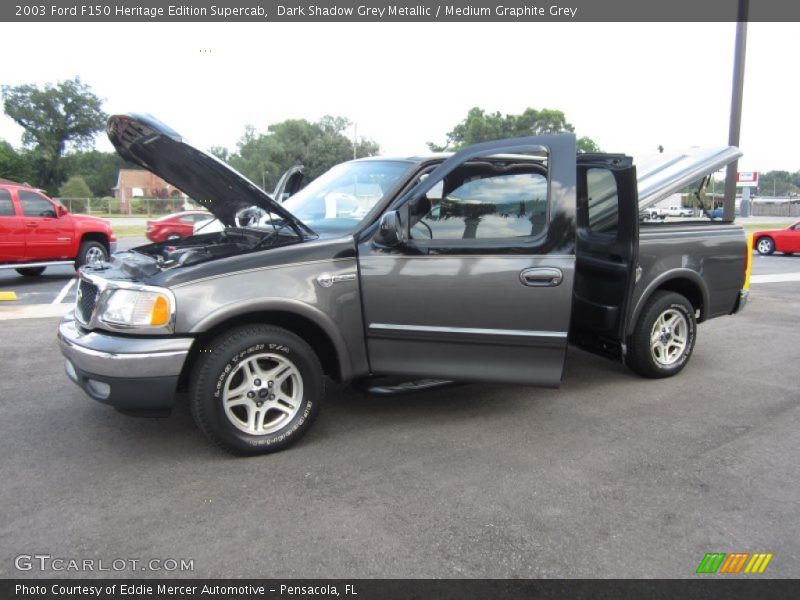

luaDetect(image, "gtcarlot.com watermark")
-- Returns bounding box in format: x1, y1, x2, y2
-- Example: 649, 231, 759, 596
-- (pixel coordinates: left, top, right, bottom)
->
14, 553, 194, 573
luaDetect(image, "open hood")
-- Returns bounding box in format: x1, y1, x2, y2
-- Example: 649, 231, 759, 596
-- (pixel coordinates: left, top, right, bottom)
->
635, 146, 743, 210
106, 113, 314, 236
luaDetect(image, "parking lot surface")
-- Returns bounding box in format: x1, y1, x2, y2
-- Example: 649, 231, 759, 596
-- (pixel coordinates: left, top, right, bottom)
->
0, 255, 798, 578
0, 238, 144, 309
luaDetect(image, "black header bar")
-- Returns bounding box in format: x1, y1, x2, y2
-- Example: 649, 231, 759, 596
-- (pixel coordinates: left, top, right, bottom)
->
3, 0, 800, 22
3, 579, 800, 600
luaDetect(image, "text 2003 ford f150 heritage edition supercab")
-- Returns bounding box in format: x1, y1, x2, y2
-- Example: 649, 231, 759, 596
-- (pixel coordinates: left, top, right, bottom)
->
57, 114, 751, 455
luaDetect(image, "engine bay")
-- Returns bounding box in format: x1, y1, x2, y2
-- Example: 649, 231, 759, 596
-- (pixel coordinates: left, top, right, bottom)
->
130, 227, 304, 272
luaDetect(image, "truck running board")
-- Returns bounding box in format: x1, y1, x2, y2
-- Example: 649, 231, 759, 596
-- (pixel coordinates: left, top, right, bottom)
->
356, 377, 456, 395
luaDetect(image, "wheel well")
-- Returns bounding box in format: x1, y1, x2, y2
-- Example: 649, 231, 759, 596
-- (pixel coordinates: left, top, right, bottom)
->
80, 232, 110, 253
654, 278, 704, 321
177, 311, 342, 391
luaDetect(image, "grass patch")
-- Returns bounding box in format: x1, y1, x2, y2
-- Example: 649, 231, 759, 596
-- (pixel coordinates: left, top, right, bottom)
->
740, 222, 789, 232
112, 225, 146, 238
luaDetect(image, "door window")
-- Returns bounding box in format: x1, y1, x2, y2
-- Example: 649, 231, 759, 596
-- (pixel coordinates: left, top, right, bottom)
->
0, 190, 14, 216
19, 190, 56, 218
414, 171, 548, 240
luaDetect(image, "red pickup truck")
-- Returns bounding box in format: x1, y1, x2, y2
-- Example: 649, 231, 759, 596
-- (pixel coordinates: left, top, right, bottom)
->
0, 179, 116, 276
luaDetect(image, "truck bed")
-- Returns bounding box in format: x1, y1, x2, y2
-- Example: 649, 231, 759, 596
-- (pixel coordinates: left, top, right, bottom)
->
636, 220, 747, 323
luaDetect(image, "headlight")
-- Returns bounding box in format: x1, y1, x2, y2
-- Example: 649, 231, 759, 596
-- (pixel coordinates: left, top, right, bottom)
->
100, 289, 173, 328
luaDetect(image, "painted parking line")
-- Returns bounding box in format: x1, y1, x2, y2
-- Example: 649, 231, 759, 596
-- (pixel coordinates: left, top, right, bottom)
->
53, 277, 76, 304
0, 303, 72, 320
750, 272, 800, 284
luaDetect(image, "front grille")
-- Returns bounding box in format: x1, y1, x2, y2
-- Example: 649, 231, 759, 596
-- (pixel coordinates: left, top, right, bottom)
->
76, 279, 99, 323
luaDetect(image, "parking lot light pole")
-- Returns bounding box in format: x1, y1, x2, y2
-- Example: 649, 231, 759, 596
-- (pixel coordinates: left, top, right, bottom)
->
723, 0, 748, 221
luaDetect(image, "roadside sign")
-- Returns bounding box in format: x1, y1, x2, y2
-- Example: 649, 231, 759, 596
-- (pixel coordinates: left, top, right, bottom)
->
737, 171, 759, 187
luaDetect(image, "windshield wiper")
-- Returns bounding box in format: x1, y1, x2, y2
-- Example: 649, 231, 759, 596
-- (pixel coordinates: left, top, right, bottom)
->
251, 219, 307, 251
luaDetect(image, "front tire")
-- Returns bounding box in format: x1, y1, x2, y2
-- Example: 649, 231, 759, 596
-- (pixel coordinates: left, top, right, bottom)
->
190, 325, 324, 455
15, 267, 46, 276
627, 291, 696, 379
756, 236, 775, 255
74, 240, 108, 269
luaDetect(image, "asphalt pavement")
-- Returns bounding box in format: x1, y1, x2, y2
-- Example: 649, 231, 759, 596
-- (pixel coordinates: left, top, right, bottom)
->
0, 258, 798, 578
0, 237, 145, 309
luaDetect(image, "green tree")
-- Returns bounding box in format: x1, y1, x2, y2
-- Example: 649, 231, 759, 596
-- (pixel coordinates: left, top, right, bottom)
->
1, 77, 107, 193
757, 170, 800, 197
427, 106, 600, 153
61, 150, 128, 197
0, 140, 36, 184
227, 116, 379, 191
208, 146, 230, 162
58, 175, 92, 198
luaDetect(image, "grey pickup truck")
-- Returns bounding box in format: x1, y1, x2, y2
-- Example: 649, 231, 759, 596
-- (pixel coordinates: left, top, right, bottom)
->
58, 114, 750, 455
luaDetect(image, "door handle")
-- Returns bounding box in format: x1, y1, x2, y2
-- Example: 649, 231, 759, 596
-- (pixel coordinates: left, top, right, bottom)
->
519, 267, 563, 287
25, 222, 39, 228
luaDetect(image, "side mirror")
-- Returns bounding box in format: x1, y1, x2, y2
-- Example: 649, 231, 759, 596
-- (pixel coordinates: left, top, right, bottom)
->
56, 205, 68, 217
375, 211, 405, 247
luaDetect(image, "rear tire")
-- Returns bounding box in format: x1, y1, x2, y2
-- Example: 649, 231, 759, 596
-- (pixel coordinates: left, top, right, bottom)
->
627, 291, 696, 379
15, 267, 46, 276
189, 325, 324, 455
74, 240, 108, 269
755, 236, 775, 255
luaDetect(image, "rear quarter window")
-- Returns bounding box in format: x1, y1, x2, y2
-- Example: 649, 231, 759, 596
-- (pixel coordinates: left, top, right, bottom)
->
586, 168, 619, 236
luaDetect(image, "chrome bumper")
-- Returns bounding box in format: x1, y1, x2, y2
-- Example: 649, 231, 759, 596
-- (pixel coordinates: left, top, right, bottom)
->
57, 313, 193, 410
58, 315, 191, 378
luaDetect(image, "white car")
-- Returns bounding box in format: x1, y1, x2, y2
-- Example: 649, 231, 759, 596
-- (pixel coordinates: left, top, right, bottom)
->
660, 205, 694, 218
193, 165, 309, 235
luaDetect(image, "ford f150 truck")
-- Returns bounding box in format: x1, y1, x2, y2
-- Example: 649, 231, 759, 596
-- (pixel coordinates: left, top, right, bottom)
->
0, 180, 117, 275
58, 114, 750, 455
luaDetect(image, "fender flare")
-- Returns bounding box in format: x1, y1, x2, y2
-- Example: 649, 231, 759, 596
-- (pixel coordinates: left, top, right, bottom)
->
189, 298, 354, 380
627, 269, 709, 337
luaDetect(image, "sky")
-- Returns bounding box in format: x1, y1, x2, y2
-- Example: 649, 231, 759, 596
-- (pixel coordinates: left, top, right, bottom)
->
1, 21, 798, 172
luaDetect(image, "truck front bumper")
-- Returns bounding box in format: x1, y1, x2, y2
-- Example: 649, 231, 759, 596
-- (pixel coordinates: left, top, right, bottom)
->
58, 314, 193, 412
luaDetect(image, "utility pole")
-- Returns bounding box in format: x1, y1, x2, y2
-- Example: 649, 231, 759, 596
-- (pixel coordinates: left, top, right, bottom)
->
723, 0, 748, 221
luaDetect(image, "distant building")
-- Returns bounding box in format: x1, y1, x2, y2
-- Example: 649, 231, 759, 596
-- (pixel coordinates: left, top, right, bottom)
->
113, 169, 187, 212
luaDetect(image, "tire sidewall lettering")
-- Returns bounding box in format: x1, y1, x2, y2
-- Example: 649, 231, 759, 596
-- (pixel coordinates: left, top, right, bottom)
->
211, 339, 311, 445
192, 326, 324, 454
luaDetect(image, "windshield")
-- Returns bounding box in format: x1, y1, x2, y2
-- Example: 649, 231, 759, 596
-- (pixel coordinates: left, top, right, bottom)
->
283, 160, 412, 234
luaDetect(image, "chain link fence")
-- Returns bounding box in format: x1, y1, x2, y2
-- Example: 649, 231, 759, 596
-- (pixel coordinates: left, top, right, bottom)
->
59, 197, 202, 217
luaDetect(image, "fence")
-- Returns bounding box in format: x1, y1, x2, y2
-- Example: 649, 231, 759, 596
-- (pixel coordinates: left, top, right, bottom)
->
750, 201, 800, 217
59, 197, 201, 217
